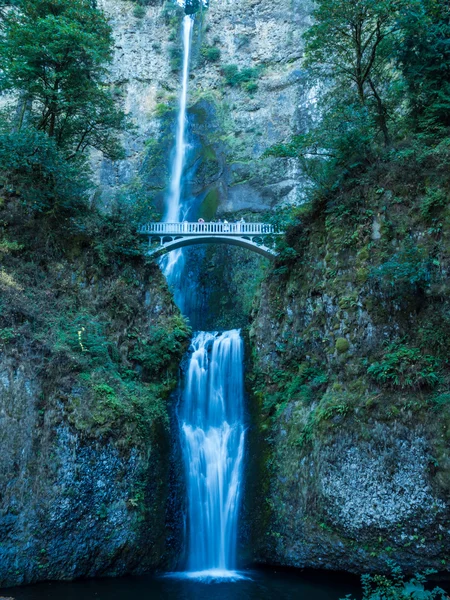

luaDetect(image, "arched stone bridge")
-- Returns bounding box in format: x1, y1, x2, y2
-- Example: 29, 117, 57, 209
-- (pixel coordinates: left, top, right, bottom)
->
138, 222, 284, 259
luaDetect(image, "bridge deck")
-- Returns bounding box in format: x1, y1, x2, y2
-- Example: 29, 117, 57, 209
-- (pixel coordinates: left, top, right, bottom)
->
138, 222, 281, 236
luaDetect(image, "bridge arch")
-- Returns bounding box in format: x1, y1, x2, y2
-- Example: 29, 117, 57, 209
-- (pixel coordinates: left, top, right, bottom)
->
139, 221, 284, 260
148, 234, 276, 259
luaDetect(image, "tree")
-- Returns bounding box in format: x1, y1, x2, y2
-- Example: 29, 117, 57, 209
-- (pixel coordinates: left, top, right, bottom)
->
0, 128, 89, 215
0, 0, 126, 159
303, 0, 404, 146
397, 0, 450, 133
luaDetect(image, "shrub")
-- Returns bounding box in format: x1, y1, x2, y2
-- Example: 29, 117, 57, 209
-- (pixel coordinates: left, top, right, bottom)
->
169, 45, 182, 71
244, 80, 258, 94
201, 45, 221, 62
370, 240, 433, 298
341, 564, 448, 600
154, 103, 173, 118
0, 327, 16, 345
130, 316, 191, 380
0, 129, 89, 218
420, 187, 448, 220
133, 5, 146, 18
222, 64, 260, 91
429, 393, 450, 410
367, 343, 441, 389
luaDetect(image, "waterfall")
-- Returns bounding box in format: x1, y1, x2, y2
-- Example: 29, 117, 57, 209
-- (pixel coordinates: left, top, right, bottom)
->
161, 10, 247, 582
161, 14, 194, 285
165, 14, 193, 224
178, 330, 246, 579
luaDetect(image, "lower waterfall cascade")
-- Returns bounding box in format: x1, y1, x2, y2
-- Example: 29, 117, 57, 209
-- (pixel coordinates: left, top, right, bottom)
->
177, 330, 246, 579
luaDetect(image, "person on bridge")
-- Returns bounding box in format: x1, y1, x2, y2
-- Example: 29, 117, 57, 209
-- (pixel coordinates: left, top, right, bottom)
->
198, 217, 205, 232
223, 219, 229, 232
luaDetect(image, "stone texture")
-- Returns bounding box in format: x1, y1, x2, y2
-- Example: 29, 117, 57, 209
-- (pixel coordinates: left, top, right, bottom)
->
0, 268, 184, 588
247, 188, 450, 574
94, 0, 315, 212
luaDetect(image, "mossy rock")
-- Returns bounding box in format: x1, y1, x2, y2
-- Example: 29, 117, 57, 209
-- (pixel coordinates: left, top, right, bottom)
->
335, 337, 350, 354
200, 188, 220, 221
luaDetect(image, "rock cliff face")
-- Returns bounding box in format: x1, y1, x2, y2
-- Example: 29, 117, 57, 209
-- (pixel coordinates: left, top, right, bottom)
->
0, 369, 167, 585
0, 199, 189, 587
95, 0, 314, 214
247, 173, 450, 574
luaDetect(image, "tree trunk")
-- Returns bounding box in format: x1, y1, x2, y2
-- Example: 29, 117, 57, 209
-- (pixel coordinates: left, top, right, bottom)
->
368, 77, 390, 146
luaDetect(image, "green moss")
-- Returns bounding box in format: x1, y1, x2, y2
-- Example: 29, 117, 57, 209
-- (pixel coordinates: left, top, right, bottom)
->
222, 64, 261, 92
200, 188, 220, 221
356, 267, 369, 283
335, 337, 350, 353
154, 103, 174, 118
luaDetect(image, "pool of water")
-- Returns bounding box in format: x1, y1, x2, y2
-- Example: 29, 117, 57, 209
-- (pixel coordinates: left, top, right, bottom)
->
6, 568, 361, 600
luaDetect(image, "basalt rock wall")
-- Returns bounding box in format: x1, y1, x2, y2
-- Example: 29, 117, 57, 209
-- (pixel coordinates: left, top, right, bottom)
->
247, 171, 450, 574
95, 0, 314, 215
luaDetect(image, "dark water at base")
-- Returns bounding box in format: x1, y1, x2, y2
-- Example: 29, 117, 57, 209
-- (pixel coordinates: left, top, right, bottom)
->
6, 569, 361, 600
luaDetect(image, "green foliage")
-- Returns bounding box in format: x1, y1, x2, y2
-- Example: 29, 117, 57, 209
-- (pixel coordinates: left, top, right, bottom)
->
296, 390, 353, 447
429, 392, 450, 411
50, 313, 113, 369
201, 45, 221, 62
417, 307, 450, 356
397, 0, 450, 134
315, 391, 351, 422
130, 316, 191, 380
86, 209, 147, 265
341, 564, 448, 600
264, 0, 450, 197
420, 187, 448, 220
169, 44, 182, 71
0, 0, 191, 452
0, 238, 24, 253
154, 102, 173, 118
370, 241, 433, 297
133, 4, 146, 18
222, 64, 259, 92
260, 361, 328, 418
69, 373, 171, 441
367, 343, 441, 389
303, 0, 401, 149
0, 327, 16, 345
0, 129, 89, 217
91, 378, 169, 433
0, 0, 126, 159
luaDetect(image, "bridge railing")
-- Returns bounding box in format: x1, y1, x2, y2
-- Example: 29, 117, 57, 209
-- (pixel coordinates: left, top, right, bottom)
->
138, 222, 280, 235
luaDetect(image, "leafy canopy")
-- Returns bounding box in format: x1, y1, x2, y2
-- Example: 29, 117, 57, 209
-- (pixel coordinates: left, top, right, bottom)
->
265, 0, 450, 191
0, 0, 126, 159
0, 128, 89, 215
397, 0, 450, 133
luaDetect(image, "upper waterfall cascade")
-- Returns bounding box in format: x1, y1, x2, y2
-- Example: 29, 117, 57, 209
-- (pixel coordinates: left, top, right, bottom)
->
160, 14, 194, 285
